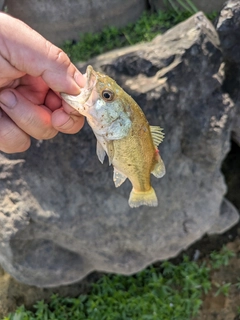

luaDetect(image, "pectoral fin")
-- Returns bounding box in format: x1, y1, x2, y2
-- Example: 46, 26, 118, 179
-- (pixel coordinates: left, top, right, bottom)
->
113, 167, 127, 187
94, 133, 114, 165
151, 153, 166, 178
96, 140, 106, 164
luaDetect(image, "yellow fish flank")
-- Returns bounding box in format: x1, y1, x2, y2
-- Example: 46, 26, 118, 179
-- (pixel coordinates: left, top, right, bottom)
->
61, 65, 165, 208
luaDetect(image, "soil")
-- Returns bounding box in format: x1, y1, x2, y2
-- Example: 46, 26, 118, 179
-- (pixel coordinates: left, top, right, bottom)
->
192, 236, 240, 320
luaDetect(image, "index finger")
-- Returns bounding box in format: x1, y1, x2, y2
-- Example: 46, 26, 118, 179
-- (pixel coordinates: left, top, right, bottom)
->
0, 13, 85, 94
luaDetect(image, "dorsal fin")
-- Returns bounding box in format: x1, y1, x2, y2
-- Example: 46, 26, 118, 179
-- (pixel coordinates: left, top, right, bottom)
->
150, 126, 164, 147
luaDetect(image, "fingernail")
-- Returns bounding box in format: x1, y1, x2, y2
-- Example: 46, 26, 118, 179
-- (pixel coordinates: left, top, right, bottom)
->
0, 91, 17, 109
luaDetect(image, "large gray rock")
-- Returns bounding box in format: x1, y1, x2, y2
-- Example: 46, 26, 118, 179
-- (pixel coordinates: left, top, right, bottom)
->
150, 0, 225, 14
216, 0, 240, 146
0, 12, 239, 288
5, 0, 146, 46
0, 1, 5, 10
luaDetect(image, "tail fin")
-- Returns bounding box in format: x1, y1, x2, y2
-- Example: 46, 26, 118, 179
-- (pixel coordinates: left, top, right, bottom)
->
128, 187, 158, 208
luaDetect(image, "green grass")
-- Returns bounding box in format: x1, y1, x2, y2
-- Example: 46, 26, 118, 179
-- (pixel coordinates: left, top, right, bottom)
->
62, 9, 217, 63
209, 245, 236, 269
2, 246, 236, 320
62, 10, 191, 62
164, 0, 198, 13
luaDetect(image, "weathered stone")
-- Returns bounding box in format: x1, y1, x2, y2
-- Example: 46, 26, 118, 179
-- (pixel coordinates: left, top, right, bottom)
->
149, 0, 225, 14
0, 12, 239, 289
208, 198, 239, 235
5, 0, 146, 45
216, 0, 240, 146
0, 1, 5, 10
216, 0, 240, 63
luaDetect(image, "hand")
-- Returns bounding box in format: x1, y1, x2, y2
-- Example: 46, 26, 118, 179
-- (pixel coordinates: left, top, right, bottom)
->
0, 13, 86, 153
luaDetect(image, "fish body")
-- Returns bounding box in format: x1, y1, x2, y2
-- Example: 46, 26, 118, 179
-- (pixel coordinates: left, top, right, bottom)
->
61, 65, 165, 207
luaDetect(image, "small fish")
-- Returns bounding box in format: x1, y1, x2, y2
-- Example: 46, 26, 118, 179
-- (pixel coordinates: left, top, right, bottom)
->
61, 65, 165, 208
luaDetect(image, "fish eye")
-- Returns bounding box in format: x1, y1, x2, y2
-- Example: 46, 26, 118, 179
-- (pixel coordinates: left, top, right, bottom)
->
102, 90, 114, 101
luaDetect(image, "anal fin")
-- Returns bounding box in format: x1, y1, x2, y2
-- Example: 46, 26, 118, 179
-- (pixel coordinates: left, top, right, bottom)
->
113, 167, 127, 188
151, 153, 166, 178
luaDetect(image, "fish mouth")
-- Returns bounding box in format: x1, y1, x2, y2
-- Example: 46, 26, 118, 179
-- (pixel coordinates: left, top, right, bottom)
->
60, 65, 97, 115
86, 65, 97, 87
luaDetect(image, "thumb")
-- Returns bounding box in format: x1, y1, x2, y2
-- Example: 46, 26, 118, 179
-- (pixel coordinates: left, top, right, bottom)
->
0, 13, 85, 94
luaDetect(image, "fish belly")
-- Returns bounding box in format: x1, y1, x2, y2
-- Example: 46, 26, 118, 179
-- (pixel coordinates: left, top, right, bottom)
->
112, 133, 158, 208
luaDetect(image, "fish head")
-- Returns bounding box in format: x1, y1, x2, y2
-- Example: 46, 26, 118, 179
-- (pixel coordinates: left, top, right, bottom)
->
84, 66, 130, 114
61, 65, 132, 135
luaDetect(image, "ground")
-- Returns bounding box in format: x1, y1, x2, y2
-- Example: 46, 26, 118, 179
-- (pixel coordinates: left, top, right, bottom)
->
193, 233, 240, 319
193, 140, 240, 319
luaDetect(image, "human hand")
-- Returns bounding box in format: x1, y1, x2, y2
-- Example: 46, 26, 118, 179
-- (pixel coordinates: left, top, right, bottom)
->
0, 13, 86, 153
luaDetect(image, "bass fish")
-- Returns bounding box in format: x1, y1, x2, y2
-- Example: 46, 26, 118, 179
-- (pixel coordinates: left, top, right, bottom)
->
61, 65, 165, 208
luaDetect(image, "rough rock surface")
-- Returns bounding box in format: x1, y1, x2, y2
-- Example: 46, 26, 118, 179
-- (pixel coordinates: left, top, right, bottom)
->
5, 0, 146, 45
216, 0, 240, 145
150, 0, 225, 14
0, 1, 5, 10
0, 13, 239, 289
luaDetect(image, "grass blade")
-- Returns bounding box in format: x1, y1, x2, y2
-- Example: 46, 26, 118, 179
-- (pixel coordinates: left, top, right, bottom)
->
185, 0, 198, 13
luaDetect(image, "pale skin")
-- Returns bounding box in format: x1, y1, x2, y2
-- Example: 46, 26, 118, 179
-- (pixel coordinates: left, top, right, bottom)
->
0, 12, 86, 153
